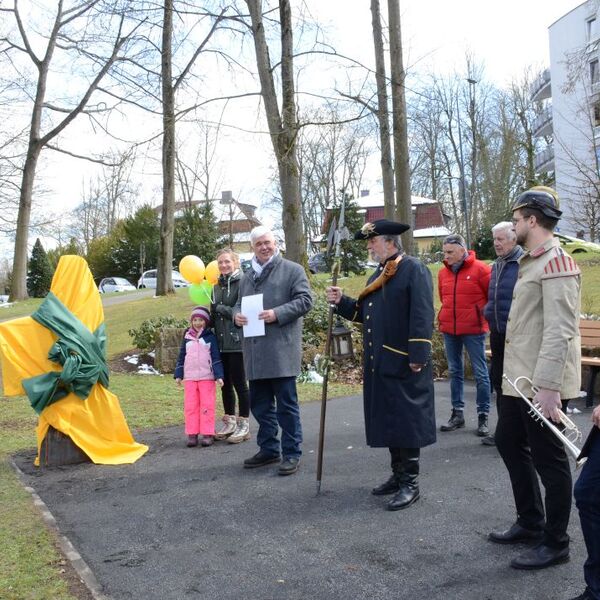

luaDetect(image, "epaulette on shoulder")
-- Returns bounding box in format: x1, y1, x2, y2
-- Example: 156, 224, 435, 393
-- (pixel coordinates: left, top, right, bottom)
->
542, 248, 581, 279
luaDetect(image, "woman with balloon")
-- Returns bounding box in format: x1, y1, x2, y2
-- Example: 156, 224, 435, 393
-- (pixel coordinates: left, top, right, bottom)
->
210, 249, 251, 443
179, 251, 250, 444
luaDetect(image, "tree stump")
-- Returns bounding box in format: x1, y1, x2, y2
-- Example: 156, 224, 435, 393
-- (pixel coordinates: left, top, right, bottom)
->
39, 425, 90, 467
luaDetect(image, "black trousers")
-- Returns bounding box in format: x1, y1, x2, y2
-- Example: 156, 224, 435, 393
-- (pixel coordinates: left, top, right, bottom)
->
489, 330, 505, 402
220, 352, 250, 418
495, 394, 572, 549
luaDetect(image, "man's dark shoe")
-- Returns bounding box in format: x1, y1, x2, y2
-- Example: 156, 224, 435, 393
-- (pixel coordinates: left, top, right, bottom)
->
567, 588, 594, 600
278, 457, 299, 476
440, 409, 465, 432
387, 484, 419, 511
372, 474, 400, 496
481, 435, 496, 446
488, 523, 544, 545
476, 413, 489, 437
510, 544, 569, 570
243, 450, 281, 469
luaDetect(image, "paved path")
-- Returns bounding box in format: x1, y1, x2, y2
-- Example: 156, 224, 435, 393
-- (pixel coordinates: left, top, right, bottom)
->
13, 383, 595, 600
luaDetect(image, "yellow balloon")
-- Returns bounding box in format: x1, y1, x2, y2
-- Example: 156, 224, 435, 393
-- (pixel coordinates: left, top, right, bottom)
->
179, 255, 205, 284
204, 260, 220, 285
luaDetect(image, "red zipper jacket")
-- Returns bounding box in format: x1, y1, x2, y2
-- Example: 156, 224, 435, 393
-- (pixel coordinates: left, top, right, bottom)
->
438, 250, 491, 336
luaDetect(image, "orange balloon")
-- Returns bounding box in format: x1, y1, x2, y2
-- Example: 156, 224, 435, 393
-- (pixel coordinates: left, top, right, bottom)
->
179, 255, 205, 284
204, 260, 220, 285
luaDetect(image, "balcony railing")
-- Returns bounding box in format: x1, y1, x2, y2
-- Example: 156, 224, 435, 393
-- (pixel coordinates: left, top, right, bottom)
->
530, 69, 551, 102
534, 146, 555, 173
532, 106, 553, 138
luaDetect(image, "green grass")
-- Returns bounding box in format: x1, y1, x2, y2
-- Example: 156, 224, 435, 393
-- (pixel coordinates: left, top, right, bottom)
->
104, 288, 192, 356
2, 257, 599, 598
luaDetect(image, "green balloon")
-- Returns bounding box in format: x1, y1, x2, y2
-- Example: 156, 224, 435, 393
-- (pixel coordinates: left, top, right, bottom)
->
188, 281, 213, 306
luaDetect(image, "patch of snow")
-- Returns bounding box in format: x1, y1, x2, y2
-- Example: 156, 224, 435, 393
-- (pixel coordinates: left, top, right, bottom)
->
124, 355, 139, 365
305, 368, 323, 384
148, 351, 155, 358
137, 363, 161, 375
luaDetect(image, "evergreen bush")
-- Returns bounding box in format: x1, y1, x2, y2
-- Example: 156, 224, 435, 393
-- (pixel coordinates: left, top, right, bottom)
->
27, 238, 53, 298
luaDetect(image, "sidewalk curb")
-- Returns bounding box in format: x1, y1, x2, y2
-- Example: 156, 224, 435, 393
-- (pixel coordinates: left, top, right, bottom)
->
9, 457, 111, 600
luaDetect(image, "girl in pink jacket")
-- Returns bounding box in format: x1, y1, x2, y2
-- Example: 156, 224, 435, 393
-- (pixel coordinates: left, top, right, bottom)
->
174, 306, 224, 447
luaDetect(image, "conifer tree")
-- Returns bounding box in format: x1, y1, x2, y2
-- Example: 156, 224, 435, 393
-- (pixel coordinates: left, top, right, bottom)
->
27, 238, 53, 298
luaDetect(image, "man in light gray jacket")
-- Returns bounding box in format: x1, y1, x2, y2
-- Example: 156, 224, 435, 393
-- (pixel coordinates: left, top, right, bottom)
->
234, 226, 313, 475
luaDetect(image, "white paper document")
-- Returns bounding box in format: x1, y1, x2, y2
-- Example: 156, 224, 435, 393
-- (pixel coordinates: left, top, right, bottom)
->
241, 293, 265, 337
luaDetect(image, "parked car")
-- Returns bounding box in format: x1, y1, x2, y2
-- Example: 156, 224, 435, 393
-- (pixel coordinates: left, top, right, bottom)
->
308, 252, 328, 274
98, 277, 136, 293
137, 269, 190, 289
555, 233, 600, 254
238, 252, 254, 273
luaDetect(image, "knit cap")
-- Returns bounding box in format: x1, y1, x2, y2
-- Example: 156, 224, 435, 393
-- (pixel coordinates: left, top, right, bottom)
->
190, 306, 211, 327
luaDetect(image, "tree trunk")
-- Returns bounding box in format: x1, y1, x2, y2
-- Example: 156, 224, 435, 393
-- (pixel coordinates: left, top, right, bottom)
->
387, 0, 413, 253
10, 146, 41, 300
370, 0, 395, 218
7, 1, 133, 300
246, 0, 305, 264
157, 0, 175, 296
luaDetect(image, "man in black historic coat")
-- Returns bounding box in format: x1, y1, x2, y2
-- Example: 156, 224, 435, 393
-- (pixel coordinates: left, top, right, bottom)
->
326, 219, 436, 511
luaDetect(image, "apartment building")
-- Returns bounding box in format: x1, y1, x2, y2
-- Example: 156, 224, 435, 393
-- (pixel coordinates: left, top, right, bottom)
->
534, 0, 600, 238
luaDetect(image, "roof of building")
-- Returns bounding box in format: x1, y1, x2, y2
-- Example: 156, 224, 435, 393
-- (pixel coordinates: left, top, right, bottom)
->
326, 191, 440, 210
412, 226, 451, 238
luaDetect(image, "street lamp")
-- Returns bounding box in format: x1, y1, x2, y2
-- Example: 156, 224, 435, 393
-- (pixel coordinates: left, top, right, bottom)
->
456, 97, 471, 249
456, 77, 478, 249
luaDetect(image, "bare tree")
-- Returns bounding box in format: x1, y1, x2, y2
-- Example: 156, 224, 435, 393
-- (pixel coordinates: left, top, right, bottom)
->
370, 0, 394, 215
245, 0, 305, 263
0, 0, 142, 300
295, 107, 371, 248
153, 1, 228, 295
387, 0, 412, 251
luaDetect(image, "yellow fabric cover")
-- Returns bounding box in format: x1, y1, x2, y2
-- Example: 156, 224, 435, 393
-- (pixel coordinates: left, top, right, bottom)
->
0, 255, 148, 464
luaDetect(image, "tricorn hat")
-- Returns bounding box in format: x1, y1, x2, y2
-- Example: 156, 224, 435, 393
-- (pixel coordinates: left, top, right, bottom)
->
354, 219, 410, 240
511, 186, 562, 220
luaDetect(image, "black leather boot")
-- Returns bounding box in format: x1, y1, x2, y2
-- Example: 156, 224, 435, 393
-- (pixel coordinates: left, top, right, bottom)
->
372, 474, 400, 496
477, 413, 489, 437
372, 449, 402, 495
387, 449, 420, 511
440, 409, 465, 432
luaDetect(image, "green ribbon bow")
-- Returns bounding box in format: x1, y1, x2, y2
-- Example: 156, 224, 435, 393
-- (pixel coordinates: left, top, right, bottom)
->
22, 292, 109, 414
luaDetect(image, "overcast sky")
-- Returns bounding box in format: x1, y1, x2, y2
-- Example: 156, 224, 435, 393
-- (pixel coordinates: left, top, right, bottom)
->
1, 0, 584, 259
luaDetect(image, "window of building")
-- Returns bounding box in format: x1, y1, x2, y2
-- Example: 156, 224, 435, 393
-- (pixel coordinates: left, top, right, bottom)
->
595, 102, 600, 127
588, 17, 597, 40
591, 59, 599, 85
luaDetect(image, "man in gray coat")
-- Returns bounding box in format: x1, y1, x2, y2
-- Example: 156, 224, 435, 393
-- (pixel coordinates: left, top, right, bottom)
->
234, 226, 313, 475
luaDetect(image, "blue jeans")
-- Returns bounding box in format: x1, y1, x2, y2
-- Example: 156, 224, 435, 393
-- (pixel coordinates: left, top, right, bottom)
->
249, 377, 302, 460
575, 429, 600, 599
443, 333, 491, 414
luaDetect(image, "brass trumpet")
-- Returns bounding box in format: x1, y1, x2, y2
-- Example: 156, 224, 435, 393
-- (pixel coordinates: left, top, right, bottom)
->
502, 374, 587, 468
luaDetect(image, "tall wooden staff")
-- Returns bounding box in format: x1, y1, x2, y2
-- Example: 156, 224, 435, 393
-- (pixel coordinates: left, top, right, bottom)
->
316, 196, 347, 494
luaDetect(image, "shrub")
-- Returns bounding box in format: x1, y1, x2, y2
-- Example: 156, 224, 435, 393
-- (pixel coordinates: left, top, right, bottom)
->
129, 315, 189, 351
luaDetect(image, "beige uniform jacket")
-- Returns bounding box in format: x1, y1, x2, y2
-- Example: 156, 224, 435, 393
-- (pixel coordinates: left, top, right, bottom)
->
502, 237, 581, 399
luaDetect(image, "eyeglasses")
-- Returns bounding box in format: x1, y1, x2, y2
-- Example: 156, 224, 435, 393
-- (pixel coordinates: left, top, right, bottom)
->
511, 216, 530, 226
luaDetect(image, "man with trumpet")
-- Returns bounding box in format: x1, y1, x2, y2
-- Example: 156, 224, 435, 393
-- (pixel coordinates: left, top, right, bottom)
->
489, 186, 581, 570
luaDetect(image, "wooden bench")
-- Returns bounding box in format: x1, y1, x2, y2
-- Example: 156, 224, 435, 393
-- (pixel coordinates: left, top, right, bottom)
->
485, 318, 600, 407
580, 319, 600, 407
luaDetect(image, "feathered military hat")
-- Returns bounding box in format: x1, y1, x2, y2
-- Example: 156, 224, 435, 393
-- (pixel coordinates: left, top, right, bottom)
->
354, 219, 410, 240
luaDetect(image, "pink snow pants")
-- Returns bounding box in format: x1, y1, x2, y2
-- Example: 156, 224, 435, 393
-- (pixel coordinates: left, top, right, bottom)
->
183, 380, 216, 435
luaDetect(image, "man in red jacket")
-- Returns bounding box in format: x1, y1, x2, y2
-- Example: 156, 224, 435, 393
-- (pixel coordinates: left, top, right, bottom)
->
438, 234, 492, 436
